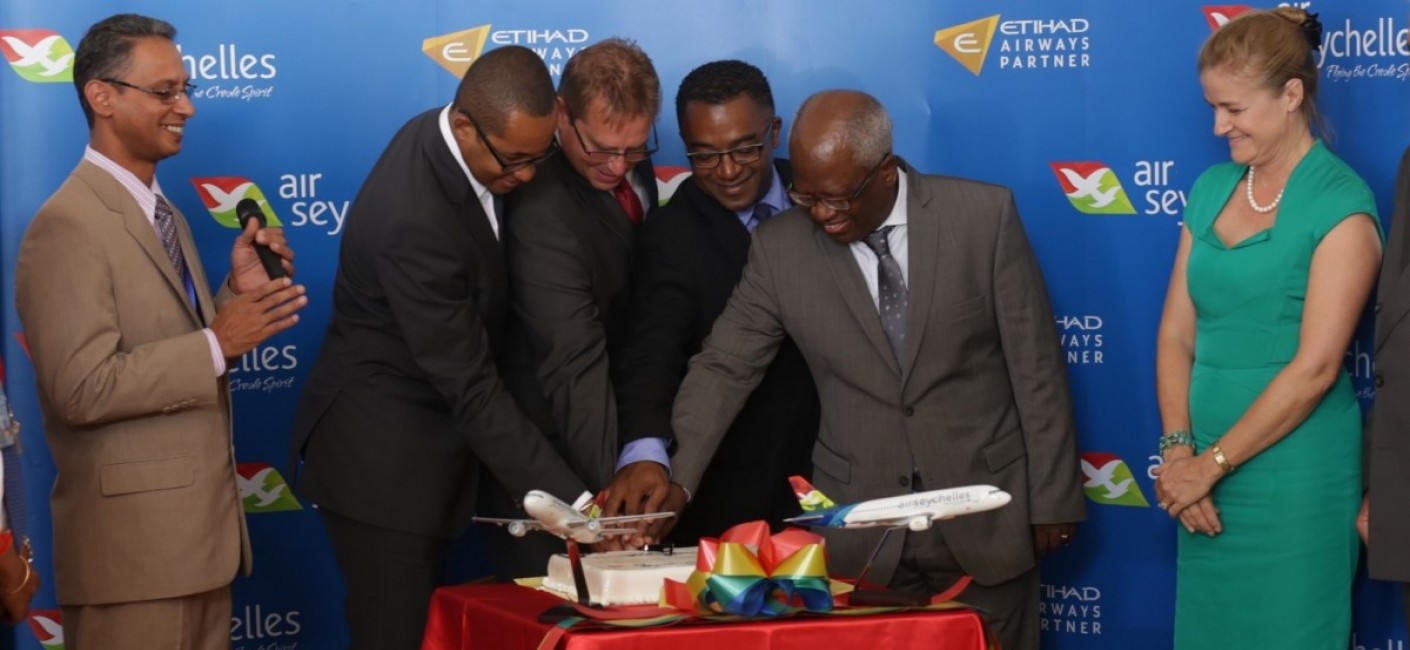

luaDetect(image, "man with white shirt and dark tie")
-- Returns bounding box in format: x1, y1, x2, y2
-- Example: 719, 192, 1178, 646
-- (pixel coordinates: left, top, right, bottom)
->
289, 45, 592, 649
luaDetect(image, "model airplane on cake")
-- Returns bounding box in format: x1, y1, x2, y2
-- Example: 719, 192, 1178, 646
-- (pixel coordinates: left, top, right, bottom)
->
785, 475, 1011, 531
473, 490, 675, 544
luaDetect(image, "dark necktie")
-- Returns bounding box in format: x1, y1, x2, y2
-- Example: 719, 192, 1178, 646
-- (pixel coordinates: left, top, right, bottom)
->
746, 202, 776, 232
863, 226, 907, 367
492, 194, 505, 232
612, 179, 644, 227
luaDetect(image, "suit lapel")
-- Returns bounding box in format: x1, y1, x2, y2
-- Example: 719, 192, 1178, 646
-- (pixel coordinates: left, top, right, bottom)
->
817, 226, 900, 376
552, 155, 635, 250
899, 165, 936, 386
78, 163, 203, 325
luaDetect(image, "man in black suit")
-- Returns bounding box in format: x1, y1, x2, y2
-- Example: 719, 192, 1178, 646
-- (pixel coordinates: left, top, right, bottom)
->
608, 60, 819, 542
289, 46, 591, 649
487, 38, 660, 577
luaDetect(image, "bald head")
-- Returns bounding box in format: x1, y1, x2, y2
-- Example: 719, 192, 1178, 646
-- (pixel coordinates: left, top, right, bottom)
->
789, 90, 892, 168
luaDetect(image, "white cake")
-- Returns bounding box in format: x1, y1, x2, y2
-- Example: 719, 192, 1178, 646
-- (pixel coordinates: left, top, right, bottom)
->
543, 547, 698, 606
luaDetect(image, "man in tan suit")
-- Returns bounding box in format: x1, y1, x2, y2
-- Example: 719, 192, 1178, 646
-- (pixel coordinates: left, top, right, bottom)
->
607, 90, 1084, 650
15, 14, 306, 649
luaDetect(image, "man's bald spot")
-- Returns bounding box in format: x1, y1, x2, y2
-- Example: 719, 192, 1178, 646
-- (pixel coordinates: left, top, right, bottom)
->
789, 89, 890, 167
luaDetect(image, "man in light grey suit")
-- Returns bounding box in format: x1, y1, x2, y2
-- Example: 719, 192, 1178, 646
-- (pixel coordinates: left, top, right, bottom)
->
1364, 145, 1410, 625
607, 90, 1084, 650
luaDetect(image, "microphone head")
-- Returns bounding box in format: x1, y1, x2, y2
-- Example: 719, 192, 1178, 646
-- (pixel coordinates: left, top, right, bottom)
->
236, 198, 267, 229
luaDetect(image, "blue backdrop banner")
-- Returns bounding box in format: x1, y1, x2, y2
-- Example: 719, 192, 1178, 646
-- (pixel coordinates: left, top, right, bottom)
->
2, 1, 1407, 648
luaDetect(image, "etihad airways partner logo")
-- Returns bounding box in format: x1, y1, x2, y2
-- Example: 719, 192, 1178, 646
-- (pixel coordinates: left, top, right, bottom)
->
934, 14, 1090, 74
28, 610, 64, 650
1080, 452, 1150, 507
0, 29, 75, 82
424, 23, 591, 78
423, 25, 491, 77
1049, 162, 1137, 214
236, 462, 301, 513
189, 177, 284, 229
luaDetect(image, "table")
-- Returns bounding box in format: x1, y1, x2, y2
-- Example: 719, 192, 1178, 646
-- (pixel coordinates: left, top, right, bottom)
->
422, 583, 991, 650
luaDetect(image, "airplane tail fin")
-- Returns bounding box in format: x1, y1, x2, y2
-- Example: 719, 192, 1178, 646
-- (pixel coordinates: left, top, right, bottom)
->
790, 475, 836, 512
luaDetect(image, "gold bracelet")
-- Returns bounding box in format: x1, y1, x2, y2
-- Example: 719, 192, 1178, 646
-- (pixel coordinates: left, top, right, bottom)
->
1209, 443, 1236, 474
5, 556, 30, 595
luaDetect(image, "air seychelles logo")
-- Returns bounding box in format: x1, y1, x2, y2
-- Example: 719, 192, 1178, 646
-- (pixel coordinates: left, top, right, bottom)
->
236, 462, 301, 513
0, 29, 75, 82
28, 610, 64, 650
655, 165, 690, 205
190, 177, 284, 229
1050, 162, 1137, 214
1201, 5, 1252, 30
1080, 452, 1150, 507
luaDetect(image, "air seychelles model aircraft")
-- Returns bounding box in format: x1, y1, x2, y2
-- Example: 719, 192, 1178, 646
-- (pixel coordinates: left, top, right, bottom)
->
786, 475, 1012, 531
473, 490, 675, 544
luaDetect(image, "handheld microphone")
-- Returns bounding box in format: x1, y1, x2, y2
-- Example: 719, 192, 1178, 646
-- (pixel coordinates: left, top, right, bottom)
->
235, 198, 288, 279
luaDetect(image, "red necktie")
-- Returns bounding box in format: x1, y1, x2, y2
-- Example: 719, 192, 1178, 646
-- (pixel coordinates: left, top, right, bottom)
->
612, 179, 644, 227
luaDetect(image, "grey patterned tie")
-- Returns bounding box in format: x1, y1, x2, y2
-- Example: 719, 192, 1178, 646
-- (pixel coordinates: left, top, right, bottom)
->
863, 226, 907, 367
154, 195, 188, 280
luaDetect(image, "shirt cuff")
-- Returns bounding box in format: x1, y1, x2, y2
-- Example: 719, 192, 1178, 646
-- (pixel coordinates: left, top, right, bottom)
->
616, 438, 672, 475
203, 329, 227, 377
570, 491, 597, 513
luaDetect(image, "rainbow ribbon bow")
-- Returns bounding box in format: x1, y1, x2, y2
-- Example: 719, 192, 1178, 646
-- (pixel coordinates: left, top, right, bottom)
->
664, 520, 833, 617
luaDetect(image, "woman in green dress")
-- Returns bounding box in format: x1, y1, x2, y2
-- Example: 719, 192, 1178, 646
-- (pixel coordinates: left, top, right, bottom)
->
1152, 8, 1381, 648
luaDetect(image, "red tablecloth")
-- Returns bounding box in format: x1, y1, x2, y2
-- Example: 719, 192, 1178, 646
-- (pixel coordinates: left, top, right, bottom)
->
422, 584, 990, 650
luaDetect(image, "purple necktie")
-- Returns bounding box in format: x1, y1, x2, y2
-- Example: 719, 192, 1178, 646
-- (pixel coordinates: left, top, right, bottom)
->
154, 195, 188, 279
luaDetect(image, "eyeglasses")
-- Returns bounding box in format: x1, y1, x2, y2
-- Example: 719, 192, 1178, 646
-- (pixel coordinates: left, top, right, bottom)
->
565, 106, 658, 164
685, 122, 774, 170
788, 153, 892, 212
101, 78, 197, 104
458, 107, 559, 173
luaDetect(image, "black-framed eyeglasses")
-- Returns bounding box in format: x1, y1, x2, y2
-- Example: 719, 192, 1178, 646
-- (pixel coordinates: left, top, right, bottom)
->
565, 106, 658, 164
788, 152, 892, 212
101, 78, 197, 104
685, 122, 775, 170
457, 107, 559, 173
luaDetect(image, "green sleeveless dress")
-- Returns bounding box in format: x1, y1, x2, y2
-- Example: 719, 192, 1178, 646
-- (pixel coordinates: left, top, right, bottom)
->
1176, 140, 1378, 648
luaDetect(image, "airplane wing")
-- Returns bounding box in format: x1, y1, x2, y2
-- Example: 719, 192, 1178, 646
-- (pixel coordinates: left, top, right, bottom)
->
593, 512, 675, 524
471, 517, 545, 533
595, 528, 642, 536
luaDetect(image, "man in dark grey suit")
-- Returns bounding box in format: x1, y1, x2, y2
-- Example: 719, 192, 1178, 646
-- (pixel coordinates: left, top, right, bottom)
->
607, 90, 1084, 650
487, 38, 660, 578
1365, 145, 1410, 625
290, 46, 590, 649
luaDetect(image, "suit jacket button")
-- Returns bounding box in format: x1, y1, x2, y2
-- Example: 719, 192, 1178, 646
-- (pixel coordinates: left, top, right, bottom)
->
898, 474, 911, 488
1376, 302, 1382, 314
903, 406, 915, 417
1376, 373, 1385, 387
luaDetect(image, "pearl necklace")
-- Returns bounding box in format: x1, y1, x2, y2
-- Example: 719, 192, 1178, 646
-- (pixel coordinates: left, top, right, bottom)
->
1245, 167, 1284, 214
